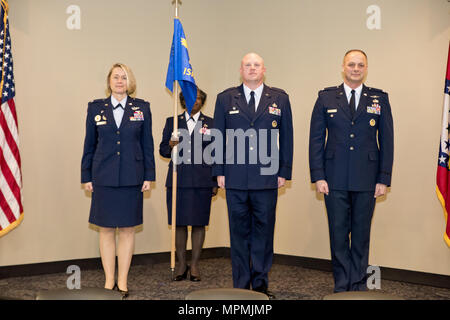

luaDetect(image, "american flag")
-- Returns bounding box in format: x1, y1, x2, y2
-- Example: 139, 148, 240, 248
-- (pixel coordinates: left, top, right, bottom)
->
436, 42, 450, 248
0, 0, 23, 237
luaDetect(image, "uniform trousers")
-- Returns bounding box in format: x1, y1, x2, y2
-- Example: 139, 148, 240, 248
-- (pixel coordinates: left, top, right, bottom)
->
324, 189, 376, 292
225, 188, 278, 290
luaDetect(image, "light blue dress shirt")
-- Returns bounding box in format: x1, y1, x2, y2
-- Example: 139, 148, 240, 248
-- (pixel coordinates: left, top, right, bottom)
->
111, 96, 127, 128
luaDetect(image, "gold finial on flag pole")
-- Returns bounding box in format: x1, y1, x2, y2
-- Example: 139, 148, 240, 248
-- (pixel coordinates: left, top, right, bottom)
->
172, 0, 182, 18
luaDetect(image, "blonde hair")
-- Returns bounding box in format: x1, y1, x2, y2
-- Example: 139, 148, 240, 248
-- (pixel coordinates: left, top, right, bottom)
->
106, 63, 137, 97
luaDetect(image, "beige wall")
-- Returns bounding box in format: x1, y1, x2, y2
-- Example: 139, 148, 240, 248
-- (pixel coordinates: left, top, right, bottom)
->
0, 0, 449, 277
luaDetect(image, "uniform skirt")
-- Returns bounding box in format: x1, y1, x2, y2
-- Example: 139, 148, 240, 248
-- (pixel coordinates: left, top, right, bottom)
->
89, 185, 143, 228
166, 187, 212, 226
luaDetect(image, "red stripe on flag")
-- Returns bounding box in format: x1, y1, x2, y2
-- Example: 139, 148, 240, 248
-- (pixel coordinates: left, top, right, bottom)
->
447, 42, 450, 80
0, 181, 17, 224
0, 145, 22, 213
0, 101, 21, 166
7, 99, 18, 127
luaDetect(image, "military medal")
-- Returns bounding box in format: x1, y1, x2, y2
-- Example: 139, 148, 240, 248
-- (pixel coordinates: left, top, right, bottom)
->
130, 110, 144, 121
272, 120, 277, 128
94, 115, 101, 122
199, 124, 211, 135
370, 119, 376, 126
269, 104, 281, 116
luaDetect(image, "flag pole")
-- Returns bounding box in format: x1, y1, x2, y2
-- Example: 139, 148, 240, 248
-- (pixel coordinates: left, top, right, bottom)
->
170, 0, 181, 278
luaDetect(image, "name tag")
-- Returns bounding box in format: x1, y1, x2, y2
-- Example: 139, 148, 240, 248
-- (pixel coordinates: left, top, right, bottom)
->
96, 121, 107, 126
327, 109, 337, 113
269, 106, 281, 116
229, 110, 239, 114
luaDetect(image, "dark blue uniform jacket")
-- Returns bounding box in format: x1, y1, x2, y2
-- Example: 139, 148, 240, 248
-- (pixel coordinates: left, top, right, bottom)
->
159, 112, 216, 188
81, 96, 155, 186
212, 84, 294, 190
309, 84, 394, 191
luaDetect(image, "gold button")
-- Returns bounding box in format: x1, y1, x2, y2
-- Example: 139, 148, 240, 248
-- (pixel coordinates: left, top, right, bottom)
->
350, 147, 354, 151
117, 152, 120, 155
117, 141, 120, 145
350, 134, 355, 138
116, 131, 120, 134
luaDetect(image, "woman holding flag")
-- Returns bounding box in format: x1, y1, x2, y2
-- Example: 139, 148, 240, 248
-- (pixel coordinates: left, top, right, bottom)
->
160, 89, 217, 281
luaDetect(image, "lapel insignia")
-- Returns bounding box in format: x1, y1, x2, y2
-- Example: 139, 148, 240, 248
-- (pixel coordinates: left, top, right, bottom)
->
94, 115, 101, 122
102, 115, 107, 121
180, 115, 184, 119
363, 93, 368, 96
370, 95, 379, 98
100, 110, 104, 113
200, 117, 205, 121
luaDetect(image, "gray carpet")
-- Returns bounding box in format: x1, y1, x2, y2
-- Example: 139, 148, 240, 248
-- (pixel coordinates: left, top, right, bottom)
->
0, 257, 449, 300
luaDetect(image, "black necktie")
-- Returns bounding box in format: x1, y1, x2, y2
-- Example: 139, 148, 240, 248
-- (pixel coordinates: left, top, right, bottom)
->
248, 91, 256, 117
349, 90, 356, 118
114, 103, 123, 110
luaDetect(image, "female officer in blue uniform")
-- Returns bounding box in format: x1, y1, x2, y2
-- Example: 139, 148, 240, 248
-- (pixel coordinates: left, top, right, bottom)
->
81, 63, 155, 297
160, 89, 217, 281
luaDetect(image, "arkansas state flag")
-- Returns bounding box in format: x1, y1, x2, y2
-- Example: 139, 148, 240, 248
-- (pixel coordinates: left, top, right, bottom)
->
436, 42, 450, 247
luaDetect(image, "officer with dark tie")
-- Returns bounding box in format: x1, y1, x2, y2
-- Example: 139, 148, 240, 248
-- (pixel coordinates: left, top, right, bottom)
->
309, 50, 394, 292
213, 53, 294, 299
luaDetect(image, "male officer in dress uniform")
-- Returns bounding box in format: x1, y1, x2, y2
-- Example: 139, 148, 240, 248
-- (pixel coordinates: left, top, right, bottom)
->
213, 53, 293, 298
309, 49, 394, 292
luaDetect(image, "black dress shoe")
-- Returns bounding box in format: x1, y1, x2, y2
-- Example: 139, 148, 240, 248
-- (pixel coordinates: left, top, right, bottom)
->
173, 266, 189, 281
113, 283, 129, 298
190, 274, 201, 282
253, 286, 276, 300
